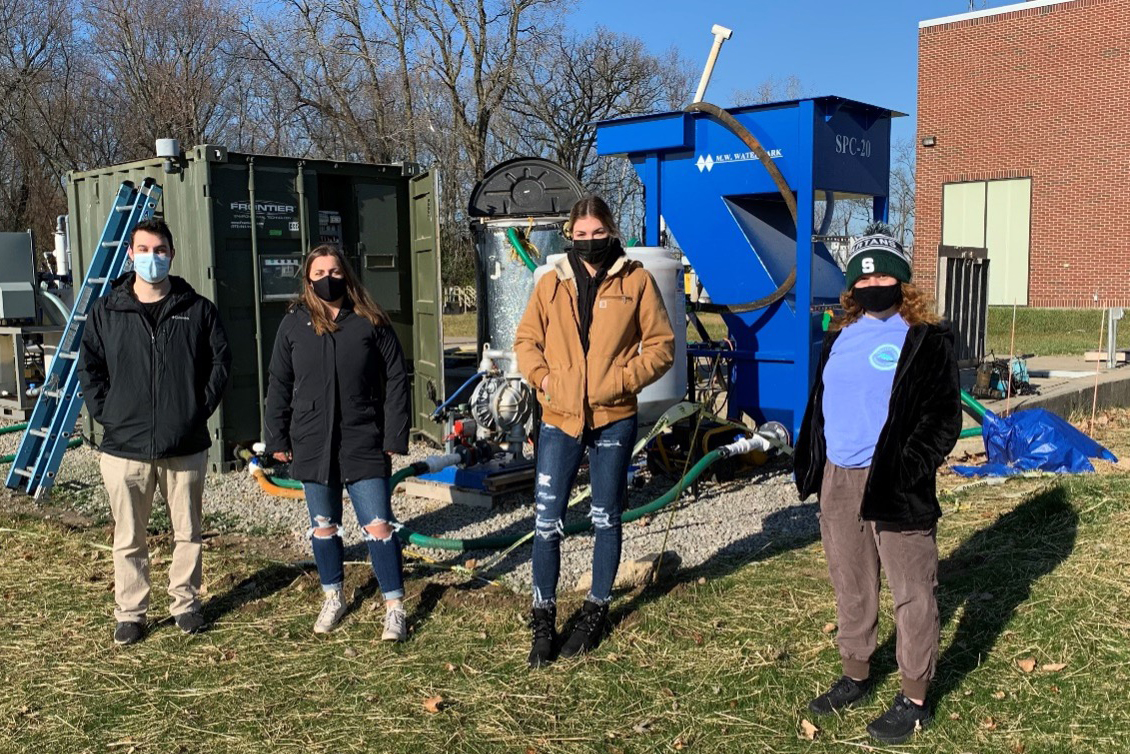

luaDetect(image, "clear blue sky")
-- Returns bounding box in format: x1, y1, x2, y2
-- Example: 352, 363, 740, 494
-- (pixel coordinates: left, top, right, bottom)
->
570, 0, 1021, 145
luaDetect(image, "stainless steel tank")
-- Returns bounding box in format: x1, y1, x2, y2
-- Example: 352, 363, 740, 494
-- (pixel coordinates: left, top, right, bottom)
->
468, 158, 585, 356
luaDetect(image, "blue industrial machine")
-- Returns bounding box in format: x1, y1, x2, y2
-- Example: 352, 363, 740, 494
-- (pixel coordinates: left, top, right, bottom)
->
596, 96, 903, 441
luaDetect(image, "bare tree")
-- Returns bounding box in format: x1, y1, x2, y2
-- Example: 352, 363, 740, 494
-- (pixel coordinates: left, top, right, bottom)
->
82, 0, 244, 159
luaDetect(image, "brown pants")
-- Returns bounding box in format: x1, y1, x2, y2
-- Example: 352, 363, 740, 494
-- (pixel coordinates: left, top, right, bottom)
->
819, 463, 939, 701
100, 451, 208, 623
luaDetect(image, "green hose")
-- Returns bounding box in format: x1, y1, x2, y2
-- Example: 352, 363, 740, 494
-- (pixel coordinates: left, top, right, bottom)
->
959, 426, 981, 439
505, 227, 539, 272
394, 449, 726, 552
0, 436, 82, 465
252, 448, 729, 553
0, 422, 28, 436
960, 389, 989, 421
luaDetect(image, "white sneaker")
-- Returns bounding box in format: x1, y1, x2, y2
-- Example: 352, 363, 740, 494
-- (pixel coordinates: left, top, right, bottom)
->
381, 605, 407, 642
313, 589, 346, 634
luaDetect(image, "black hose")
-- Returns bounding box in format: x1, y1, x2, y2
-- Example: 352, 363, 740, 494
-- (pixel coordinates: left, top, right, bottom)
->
683, 101, 799, 314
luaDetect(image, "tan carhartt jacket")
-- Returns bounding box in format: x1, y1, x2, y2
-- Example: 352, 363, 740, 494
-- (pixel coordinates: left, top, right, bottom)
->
514, 254, 675, 437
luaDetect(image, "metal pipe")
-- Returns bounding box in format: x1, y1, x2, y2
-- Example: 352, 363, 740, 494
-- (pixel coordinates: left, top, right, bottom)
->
38, 289, 71, 327
296, 162, 309, 254
247, 158, 267, 437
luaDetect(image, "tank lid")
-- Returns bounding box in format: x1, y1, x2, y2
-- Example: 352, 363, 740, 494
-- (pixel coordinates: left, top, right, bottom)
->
469, 158, 584, 218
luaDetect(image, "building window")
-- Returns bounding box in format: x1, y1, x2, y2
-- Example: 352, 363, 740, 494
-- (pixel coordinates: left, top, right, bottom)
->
941, 178, 1031, 306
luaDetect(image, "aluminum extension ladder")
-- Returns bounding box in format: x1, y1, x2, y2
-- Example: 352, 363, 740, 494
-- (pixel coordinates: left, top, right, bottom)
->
5, 179, 162, 498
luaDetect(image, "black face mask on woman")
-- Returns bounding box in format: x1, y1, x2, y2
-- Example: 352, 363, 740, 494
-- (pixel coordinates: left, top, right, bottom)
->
852, 283, 902, 313
570, 236, 623, 269
311, 275, 347, 302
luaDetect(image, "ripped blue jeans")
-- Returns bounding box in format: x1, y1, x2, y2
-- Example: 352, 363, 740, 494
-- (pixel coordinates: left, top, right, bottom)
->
531, 415, 637, 608
303, 477, 405, 600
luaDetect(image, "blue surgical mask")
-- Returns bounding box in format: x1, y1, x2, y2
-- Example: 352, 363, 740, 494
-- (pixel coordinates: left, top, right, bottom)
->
133, 252, 171, 283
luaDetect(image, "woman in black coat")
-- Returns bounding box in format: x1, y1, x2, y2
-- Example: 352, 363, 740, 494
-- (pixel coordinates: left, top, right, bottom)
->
793, 224, 961, 745
264, 245, 411, 639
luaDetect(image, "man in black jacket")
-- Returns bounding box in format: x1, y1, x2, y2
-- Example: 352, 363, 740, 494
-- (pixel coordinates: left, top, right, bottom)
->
78, 219, 231, 645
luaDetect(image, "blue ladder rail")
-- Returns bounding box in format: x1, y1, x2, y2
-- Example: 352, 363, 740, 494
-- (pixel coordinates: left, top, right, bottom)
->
5, 178, 163, 498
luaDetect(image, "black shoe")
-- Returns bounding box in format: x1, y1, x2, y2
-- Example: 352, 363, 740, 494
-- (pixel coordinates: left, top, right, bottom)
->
174, 611, 206, 634
866, 694, 931, 744
113, 621, 145, 646
527, 606, 558, 668
807, 675, 872, 715
558, 600, 610, 659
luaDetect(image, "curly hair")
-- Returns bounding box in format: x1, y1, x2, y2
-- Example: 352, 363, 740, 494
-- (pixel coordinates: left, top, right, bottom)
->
830, 282, 940, 331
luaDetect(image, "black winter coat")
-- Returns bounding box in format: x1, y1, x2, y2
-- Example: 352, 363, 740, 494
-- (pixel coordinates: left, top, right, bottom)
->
793, 321, 962, 527
263, 305, 410, 484
77, 274, 231, 460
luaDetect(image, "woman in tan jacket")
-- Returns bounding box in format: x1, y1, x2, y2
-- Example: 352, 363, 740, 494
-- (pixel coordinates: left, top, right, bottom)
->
514, 196, 675, 667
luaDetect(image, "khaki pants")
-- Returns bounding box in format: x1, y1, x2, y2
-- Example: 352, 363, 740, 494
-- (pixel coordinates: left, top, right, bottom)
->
100, 451, 208, 623
819, 463, 940, 701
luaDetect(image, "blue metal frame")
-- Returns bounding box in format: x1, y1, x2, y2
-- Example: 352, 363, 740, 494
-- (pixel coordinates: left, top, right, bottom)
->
597, 96, 902, 441
5, 179, 162, 498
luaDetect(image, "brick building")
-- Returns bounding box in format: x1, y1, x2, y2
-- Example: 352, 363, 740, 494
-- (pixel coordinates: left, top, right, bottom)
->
916, 0, 1130, 308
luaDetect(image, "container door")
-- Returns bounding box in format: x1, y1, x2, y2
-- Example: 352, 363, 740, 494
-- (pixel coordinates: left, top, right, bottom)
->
408, 170, 444, 444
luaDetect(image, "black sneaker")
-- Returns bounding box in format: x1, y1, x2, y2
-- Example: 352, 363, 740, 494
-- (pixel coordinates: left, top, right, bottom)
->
527, 606, 558, 668
807, 675, 872, 715
174, 611, 206, 634
866, 694, 931, 744
558, 600, 609, 659
113, 621, 145, 645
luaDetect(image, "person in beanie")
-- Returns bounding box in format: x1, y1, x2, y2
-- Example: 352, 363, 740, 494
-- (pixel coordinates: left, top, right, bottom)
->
78, 219, 231, 645
514, 196, 675, 668
793, 223, 961, 744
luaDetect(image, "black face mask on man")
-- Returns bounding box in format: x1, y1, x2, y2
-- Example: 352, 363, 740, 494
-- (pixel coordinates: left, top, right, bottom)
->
852, 283, 902, 313
311, 275, 347, 303
570, 236, 623, 268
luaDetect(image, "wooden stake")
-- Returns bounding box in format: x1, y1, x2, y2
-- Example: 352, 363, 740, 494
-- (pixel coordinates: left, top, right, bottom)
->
1005, 302, 1018, 415
1090, 306, 1106, 436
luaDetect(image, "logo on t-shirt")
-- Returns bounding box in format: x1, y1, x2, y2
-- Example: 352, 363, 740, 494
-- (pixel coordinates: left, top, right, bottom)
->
869, 344, 901, 371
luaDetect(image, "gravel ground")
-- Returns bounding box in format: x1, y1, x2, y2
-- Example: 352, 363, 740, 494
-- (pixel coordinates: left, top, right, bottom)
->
1, 423, 817, 595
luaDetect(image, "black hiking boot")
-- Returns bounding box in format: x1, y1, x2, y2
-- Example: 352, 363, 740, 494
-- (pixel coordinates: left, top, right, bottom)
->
558, 600, 609, 659
807, 675, 872, 715
527, 606, 557, 668
866, 694, 931, 744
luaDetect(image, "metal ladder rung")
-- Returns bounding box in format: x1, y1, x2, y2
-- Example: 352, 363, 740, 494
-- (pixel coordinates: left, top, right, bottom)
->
73, 314, 87, 322
88, 277, 108, 285
115, 203, 138, 213
58, 351, 79, 360
29, 428, 48, 439
44, 389, 64, 399
101, 240, 123, 248
11, 468, 32, 478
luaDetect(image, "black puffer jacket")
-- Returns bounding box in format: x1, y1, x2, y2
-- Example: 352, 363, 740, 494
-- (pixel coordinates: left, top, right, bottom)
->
263, 305, 410, 484
794, 322, 962, 527
77, 274, 231, 460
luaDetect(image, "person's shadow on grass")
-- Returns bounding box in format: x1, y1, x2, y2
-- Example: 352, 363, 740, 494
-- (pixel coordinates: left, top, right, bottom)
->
868, 483, 1079, 704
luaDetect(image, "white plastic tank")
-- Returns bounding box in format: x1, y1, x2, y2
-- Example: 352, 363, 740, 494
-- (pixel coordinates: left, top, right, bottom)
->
532, 247, 687, 427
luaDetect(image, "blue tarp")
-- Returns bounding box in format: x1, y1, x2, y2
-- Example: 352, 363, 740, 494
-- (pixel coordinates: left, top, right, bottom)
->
952, 408, 1117, 477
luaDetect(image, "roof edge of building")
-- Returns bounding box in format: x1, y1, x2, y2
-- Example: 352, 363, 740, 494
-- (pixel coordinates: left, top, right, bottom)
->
920, 0, 1080, 30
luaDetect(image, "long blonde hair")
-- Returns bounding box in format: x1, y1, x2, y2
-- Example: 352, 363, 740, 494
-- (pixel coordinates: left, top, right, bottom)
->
295, 245, 390, 335
830, 282, 940, 331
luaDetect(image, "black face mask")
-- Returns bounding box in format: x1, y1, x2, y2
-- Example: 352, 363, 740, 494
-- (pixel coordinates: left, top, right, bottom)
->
311, 275, 347, 302
570, 236, 623, 268
852, 283, 903, 313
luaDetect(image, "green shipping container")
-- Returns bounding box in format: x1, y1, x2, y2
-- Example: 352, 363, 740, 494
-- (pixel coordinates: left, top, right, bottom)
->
67, 145, 445, 471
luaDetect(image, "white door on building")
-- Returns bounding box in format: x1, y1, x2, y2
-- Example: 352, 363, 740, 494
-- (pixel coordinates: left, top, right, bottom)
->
942, 178, 1031, 305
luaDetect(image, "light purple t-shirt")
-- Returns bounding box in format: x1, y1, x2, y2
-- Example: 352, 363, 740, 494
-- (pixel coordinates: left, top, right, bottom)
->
821, 314, 910, 468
